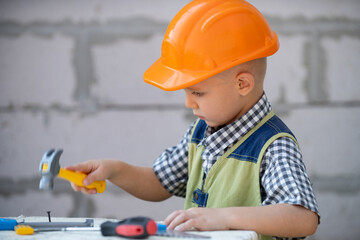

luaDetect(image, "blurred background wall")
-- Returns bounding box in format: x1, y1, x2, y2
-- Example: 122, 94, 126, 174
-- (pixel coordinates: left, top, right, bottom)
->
0, 0, 359, 239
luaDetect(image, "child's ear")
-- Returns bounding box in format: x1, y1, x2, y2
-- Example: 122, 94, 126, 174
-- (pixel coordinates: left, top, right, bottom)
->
236, 72, 255, 96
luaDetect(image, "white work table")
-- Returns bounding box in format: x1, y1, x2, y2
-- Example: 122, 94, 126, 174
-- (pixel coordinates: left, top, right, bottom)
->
0, 217, 259, 240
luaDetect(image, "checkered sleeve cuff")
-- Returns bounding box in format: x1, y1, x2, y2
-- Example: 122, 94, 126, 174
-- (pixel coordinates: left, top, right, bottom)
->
262, 137, 320, 216
153, 122, 194, 197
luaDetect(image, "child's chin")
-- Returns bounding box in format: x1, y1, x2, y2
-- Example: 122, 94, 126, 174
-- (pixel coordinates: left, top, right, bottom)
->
205, 121, 218, 127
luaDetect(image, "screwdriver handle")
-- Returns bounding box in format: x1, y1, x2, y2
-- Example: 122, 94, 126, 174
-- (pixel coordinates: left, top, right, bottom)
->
0, 218, 18, 230
15, 225, 34, 235
101, 217, 157, 239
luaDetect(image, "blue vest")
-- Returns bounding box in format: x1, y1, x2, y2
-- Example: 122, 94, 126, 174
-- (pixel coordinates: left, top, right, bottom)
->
184, 111, 298, 240
185, 110, 298, 208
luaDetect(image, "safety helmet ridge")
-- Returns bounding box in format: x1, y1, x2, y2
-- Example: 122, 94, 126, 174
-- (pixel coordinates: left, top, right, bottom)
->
144, 0, 279, 91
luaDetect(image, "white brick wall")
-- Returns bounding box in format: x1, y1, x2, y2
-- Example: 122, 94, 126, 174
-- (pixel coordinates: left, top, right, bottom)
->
0, 0, 190, 23
265, 35, 308, 104
0, 110, 190, 178
281, 107, 360, 176
253, 0, 360, 20
0, 34, 75, 106
316, 192, 360, 239
0, 1, 359, 239
322, 36, 360, 102
0, 191, 73, 218
92, 34, 184, 105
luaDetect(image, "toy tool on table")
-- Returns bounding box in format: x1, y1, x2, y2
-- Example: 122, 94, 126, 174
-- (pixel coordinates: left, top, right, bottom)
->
0, 217, 94, 235
157, 229, 211, 239
14, 225, 100, 235
1, 216, 210, 238
39, 149, 106, 193
101, 217, 210, 239
101, 216, 157, 239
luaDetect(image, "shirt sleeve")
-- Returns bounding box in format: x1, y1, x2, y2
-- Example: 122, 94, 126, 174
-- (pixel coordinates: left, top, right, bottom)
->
152, 121, 195, 197
260, 137, 320, 240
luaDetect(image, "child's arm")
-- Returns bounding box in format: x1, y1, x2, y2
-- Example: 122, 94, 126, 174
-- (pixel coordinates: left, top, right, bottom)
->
164, 203, 318, 238
66, 159, 171, 201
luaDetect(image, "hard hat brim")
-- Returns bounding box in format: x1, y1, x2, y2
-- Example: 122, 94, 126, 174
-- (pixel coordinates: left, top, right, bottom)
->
144, 59, 212, 91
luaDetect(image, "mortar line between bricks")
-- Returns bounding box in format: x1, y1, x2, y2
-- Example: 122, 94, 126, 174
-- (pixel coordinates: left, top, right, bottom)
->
0, 104, 187, 113
0, 18, 359, 37
0, 18, 168, 37
0, 177, 125, 195
1, 101, 360, 114
0, 175, 359, 195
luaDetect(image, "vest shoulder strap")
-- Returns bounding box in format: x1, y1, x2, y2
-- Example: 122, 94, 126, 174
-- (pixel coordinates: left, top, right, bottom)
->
228, 114, 297, 163
189, 119, 207, 144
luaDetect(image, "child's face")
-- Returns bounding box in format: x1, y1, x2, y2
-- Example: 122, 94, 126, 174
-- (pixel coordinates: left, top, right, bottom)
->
184, 73, 247, 128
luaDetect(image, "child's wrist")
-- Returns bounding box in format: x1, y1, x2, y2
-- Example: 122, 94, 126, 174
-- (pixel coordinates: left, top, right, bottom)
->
106, 159, 125, 182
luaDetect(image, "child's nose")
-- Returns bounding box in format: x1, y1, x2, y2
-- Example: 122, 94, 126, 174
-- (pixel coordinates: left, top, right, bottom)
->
185, 94, 198, 109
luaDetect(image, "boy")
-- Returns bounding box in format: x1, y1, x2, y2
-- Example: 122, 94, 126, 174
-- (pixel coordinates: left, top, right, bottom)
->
67, 0, 320, 239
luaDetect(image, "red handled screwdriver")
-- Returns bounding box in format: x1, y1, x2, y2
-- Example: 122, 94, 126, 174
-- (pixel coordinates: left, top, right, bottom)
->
100, 216, 157, 239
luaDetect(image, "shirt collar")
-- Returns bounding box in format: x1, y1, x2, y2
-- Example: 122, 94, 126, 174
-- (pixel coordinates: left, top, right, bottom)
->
199, 93, 272, 156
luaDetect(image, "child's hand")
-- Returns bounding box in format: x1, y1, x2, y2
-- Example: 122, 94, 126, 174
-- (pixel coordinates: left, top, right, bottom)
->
65, 159, 112, 195
164, 208, 229, 231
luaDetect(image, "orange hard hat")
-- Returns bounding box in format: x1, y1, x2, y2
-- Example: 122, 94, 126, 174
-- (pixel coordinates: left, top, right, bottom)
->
144, 0, 279, 91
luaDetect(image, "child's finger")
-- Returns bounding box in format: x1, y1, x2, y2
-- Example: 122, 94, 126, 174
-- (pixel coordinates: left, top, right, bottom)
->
70, 182, 97, 194
163, 210, 179, 226
80, 187, 97, 195
70, 182, 81, 192
65, 161, 94, 174
175, 220, 197, 232
164, 210, 190, 230
83, 171, 100, 186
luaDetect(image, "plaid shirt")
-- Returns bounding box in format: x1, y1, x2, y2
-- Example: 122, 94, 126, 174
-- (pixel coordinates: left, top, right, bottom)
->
153, 93, 320, 240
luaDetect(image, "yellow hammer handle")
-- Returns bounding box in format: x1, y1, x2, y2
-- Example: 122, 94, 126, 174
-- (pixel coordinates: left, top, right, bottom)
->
58, 168, 106, 193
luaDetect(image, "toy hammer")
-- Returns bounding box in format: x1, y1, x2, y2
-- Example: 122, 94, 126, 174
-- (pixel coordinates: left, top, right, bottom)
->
39, 149, 106, 193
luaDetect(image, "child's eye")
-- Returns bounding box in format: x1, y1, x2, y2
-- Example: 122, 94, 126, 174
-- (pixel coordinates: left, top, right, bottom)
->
192, 91, 203, 97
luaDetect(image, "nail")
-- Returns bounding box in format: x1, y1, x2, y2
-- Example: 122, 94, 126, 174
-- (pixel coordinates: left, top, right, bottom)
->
47, 211, 51, 222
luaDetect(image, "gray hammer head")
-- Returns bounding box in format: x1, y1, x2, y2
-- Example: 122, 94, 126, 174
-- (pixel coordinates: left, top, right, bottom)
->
39, 149, 63, 191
